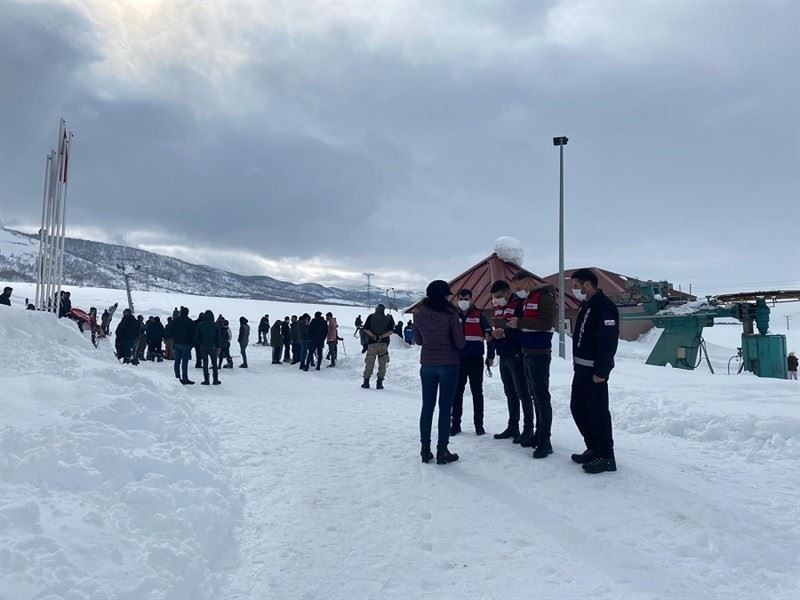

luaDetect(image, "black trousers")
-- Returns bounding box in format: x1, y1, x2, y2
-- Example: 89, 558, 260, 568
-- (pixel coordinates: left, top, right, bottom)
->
570, 366, 614, 458
272, 342, 283, 363
523, 353, 552, 443
309, 341, 324, 369
452, 355, 485, 429
498, 354, 533, 432
200, 346, 219, 382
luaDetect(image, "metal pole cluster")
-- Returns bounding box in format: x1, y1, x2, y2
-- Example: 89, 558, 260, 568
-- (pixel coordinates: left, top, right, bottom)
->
35, 118, 73, 313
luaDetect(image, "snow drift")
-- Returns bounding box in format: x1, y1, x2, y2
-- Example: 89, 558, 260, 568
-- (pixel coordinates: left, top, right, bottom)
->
0, 308, 239, 600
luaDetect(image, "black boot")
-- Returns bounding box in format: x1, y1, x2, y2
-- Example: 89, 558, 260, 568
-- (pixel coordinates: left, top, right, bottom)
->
571, 449, 595, 464
201, 378, 210, 386
493, 427, 519, 440
420, 444, 434, 464
376, 379, 384, 390
583, 456, 616, 474
519, 429, 536, 448
475, 425, 485, 436
212, 376, 221, 385
181, 379, 195, 385
361, 378, 370, 389
450, 423, 461, 436
436, 445, 459, 464
532, 440, 553, 459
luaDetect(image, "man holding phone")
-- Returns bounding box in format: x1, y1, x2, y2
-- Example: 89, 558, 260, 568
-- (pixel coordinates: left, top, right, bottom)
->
490, 280, 535, 446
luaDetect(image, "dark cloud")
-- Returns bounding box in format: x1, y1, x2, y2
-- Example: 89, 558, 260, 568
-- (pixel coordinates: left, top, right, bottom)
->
1, 1, 797, 294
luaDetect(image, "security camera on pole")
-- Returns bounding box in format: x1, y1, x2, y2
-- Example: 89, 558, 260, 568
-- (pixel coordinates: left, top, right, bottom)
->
553, 136, 568, 360
35, 119, 73, 313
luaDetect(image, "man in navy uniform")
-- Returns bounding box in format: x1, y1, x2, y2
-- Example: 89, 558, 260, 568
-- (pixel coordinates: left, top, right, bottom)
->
569, 268, 620, 474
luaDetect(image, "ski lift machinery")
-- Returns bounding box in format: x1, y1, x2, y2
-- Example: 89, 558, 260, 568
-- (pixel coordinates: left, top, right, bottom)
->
621, 289, 800, 379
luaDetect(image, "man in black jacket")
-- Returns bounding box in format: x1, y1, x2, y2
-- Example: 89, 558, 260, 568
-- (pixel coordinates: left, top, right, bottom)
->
146, 316, 165, 362
115, 309, 139, 364
308, 311, 328, 371
569, 268, 620, 474
195, 310, 222, 385
171, 307, 195, 384
0, 286, 12, 306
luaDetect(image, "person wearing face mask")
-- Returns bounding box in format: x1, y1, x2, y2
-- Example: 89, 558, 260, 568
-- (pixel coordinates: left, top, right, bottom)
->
490, 280, 535, 445
451, 288, 495, 436
569, 269, 619, 474
506, 269, 557, 458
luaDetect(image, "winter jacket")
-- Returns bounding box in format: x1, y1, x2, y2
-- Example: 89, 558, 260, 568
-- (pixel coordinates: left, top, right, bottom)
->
458, 307, 495, 359
195, 313, 221, 348
239, 323, 250, 346
492, 297, 523, 358
517, 284, 556, 354
572, 289, 619, 380
288, 321, 297, 343
146, 320, 165, 342
789, 355, 799, 372
326, 318, 339, 342
171, 315, 195, 345
413, 304, 466, 366
163, 321, 174, 340
364, 311, 395, 345
270, 322, 284, 346
258, 317, 269, 333
0, 292, 10, 306
309, 316, 327, 342
115, 314, 139, 340
297, 320, 310, 342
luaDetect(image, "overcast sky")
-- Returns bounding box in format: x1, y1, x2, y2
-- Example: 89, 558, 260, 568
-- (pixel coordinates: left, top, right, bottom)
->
1, 0, 798, 294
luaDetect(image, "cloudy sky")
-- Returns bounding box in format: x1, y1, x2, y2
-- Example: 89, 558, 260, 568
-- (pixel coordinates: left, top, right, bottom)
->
1, 0, 798, 295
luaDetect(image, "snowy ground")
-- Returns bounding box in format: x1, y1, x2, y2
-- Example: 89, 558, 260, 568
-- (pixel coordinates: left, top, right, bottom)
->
1, 282, 799, 599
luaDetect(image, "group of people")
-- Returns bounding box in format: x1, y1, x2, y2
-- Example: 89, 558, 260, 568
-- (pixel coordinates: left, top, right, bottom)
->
266, 312, 342, 370
412, 268, 621, 474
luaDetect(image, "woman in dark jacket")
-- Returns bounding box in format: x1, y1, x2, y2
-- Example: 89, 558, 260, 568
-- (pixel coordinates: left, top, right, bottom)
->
413, 280, 466, 464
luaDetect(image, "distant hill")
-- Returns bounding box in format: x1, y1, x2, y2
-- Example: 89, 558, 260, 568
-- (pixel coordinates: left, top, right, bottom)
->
0, 227, 418, 307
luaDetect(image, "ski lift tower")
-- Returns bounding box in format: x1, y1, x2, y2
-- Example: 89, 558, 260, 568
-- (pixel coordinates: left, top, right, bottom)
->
116, 261, 141, 313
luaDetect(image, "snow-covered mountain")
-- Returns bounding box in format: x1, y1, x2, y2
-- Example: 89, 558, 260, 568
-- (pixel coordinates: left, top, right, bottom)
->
0, 227, 419, 306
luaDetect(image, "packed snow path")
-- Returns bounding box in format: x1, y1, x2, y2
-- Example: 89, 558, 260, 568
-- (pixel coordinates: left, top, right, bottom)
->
194, 344, 798, 599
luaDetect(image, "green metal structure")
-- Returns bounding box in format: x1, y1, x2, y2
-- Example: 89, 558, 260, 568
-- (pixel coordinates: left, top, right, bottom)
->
621, 290, 799, 379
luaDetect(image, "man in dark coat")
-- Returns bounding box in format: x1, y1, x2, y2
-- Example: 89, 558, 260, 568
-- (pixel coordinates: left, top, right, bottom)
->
115, 308, 140, 364
308, 311, 328, 371
238, 316, 250, 368
146, 316, 165, 362
569, 268, 620, 474
0, 286, 12, 306
283, 317, 293, 363
270, 320, 284, 364
171, 306, 195, 384
194, 310, 221, 385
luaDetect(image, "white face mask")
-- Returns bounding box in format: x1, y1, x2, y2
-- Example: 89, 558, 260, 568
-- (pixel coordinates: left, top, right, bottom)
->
515, 290, 528, 299
493, 296, 508, 307
573, 288, 587, 301
457, 299, 471, 311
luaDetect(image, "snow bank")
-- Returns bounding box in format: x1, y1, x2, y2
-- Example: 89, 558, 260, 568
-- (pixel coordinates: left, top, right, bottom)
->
0, 307, 239, 599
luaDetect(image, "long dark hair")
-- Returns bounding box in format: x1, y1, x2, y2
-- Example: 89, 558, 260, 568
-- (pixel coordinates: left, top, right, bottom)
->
422, 296, 455, 314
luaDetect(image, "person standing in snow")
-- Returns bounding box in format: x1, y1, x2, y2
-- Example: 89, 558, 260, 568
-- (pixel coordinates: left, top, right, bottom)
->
361, 304, 395, 389
146, 316, 165, 362
0, 286, 12, 306
326, 312, 339, 367
238, 317, 250, 369
115, 308, 139, 364
354, 315, 363, 337
506, 270, 556, 459
490, 280, 534, 445
451, 288, 495, 437
217, 316, 234, 369
403, 321, 414, 345
308, 311, 328, 371
297, 314, 311, 371
195, 310, 222, 385
270, 320, 284, 364
171, 307, 195, 385
284, 316, 294, 363
163, 316, 174, 360
568, 269, 620, 474
413, 280, 465, 464
788, 352, 798, 380
258, 315, 270, 345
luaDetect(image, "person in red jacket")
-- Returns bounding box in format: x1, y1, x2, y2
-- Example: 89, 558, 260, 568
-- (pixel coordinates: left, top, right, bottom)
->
451, 288, 495, 436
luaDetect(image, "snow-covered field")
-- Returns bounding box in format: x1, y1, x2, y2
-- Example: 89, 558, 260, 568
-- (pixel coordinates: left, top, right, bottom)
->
2, 282, 799, 599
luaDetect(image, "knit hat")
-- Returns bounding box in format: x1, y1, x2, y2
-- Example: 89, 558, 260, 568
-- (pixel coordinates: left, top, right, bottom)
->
426, 280, 452, 299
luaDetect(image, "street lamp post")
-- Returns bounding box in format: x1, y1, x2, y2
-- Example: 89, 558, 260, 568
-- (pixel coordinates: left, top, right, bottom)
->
553, 136, 568, 360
